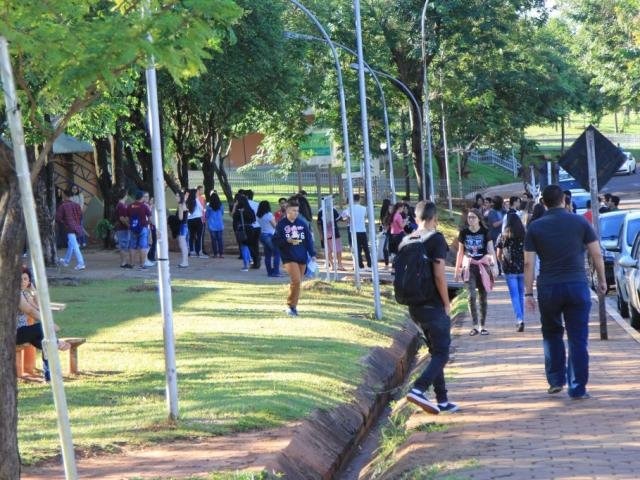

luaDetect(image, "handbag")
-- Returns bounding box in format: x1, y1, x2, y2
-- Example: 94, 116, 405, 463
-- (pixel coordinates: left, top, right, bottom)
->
235, 210, 248, 243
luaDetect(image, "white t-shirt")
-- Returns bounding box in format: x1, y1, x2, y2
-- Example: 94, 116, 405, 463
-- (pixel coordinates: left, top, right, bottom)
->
188, 198, 203, 220
248, 199, 260, 228
258, 212, 275, 235
349, 204, 367, 233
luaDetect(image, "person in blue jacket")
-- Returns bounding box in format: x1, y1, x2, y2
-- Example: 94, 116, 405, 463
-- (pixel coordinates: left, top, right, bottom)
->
274, 197, 316, 317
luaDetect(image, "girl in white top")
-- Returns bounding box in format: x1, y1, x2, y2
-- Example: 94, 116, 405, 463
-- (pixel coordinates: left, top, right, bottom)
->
257, 200, 281, 277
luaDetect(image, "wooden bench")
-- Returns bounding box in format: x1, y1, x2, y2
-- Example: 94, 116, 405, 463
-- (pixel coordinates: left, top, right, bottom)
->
15, 303, 87, 378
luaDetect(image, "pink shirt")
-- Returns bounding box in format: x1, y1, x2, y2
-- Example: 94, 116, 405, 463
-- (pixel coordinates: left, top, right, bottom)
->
390, 212, 405, 235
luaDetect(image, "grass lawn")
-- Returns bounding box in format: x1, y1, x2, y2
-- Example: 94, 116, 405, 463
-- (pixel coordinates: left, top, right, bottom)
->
526, 112, 640, 138
18, 278, 408, 465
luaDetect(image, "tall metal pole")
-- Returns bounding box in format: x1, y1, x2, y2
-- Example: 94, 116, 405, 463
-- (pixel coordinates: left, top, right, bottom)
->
289, 0, 361, 288
144, 1, 179, 420
439, 65, 453, 217
354, 0, 382, 320
354, 67, 425, 194
586, 129, 607, 340
421, 0, 435, 201
284, 32, 397, 205
0, 37, 78, 480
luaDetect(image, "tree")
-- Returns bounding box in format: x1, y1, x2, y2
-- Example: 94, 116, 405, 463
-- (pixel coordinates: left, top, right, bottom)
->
162, 0, 309, 205
0, 1, 241, 477
560, 0, 640, 122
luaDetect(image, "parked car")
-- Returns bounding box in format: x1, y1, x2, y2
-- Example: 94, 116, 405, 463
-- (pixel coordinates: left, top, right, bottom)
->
613, 211, 640, 317
589, 210, 627, 291
558, 168, 581, 190
570, 191, 591, 215
617, 232, 640, 329
615, 151, 637, 175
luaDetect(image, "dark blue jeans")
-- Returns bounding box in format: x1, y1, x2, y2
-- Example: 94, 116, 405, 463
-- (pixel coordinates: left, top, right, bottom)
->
259, 232, 280, 275
208, 229, 224, 257
537, 281, 591, 397
408, 305, 451, 403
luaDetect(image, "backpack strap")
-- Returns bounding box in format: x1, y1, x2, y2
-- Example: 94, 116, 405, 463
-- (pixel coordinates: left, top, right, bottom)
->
398, 230, 437, 251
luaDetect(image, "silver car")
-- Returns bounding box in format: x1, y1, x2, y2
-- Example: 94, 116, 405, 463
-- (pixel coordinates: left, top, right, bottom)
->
613, 211, 640, 318
617, 232, 640, 329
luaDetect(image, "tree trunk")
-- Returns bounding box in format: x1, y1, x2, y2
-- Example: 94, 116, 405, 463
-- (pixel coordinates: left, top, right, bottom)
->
0, 146, 26, 480
114, 121, 126, 191
34, 155, 57, 266
400, 112, 410, 198
560, 116, 566, 154
94, 137, 114, 220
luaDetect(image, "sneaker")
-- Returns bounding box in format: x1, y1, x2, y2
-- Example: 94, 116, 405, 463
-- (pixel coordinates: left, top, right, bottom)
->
406, 388, 440, 414
438, 402, 459, 413
198, 254, 209, 259
517, 322, 524, 332
547, 386, 563, 394
144, 260, 155, 267
58, 260, 68, 268
74, 264, 86, 271
286, 306, 298, 317
189, 251, 196, 256
241, 267, 249, 272
571, 392, 591, 400
178, 263, 189, 268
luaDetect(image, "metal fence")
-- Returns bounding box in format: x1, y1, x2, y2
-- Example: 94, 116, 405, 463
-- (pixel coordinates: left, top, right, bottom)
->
528, 133, 640, 148
190, 167, 487, 203
469, 149, 521, 175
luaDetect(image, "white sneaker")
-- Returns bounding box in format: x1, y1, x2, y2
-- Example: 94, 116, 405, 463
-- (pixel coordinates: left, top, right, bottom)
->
58, 260, 68, 267
198, 254, 209, 259
74, 264, 86, 271
143, 260, 155, 267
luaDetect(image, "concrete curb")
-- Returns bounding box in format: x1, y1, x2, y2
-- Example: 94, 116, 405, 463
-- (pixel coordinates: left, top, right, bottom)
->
264, 318, 422, 480
604, 295, 640, 344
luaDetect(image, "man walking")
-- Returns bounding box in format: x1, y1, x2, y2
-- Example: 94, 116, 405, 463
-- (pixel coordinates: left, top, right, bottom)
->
524, 185, 606, 399
55, 188, 86, 270
403, 201, 458, 414
128, 190, 152, 269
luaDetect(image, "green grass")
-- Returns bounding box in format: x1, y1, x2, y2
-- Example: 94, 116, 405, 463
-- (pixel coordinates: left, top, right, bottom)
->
526, 112, 640, 138
465, 162, 517, 187
18, 278, 408, 465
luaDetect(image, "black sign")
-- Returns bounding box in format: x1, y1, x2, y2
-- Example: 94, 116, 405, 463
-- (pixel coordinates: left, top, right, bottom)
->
558, 125, 626, 191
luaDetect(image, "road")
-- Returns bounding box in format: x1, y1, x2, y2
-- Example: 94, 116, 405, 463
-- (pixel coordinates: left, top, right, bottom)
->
600, 171, 640, 209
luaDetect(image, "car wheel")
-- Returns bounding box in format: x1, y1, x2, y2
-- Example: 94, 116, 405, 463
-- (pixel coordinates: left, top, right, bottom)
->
631, 306, 640, 330
618, 290, 630, 318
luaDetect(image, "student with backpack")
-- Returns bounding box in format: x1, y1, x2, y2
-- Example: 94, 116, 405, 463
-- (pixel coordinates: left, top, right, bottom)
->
395, 201, 458, 415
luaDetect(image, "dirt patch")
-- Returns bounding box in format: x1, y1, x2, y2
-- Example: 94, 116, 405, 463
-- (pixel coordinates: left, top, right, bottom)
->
21, 425, 298, 479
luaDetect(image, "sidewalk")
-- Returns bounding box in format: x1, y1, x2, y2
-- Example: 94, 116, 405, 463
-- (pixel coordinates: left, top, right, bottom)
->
385, 279, 640, 479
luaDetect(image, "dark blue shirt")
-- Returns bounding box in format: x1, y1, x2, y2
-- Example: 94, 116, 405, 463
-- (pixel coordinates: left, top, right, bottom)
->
274, 216, 316, 264
524, 207, 597, 286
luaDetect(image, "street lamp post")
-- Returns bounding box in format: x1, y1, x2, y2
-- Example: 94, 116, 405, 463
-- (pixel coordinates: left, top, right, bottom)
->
354, 0, 382, 320
350, 64, 426, 204
288, 0, 361, 288
421, 0, 435, 201
284, 32, 396, 204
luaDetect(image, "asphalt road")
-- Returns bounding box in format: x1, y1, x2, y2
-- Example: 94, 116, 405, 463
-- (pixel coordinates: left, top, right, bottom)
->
600, 171, 640, 208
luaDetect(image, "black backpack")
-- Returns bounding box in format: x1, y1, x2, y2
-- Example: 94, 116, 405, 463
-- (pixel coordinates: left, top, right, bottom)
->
393, 231, 438, 306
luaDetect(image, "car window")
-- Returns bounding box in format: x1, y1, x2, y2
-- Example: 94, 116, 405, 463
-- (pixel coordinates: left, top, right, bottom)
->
600, 215, 624, 240
627, 219, 640, 247
573, 195, 590, 209
633, 233, 640, 259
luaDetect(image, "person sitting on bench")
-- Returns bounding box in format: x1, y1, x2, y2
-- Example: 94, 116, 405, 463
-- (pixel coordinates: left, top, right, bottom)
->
17, 266, 70, 382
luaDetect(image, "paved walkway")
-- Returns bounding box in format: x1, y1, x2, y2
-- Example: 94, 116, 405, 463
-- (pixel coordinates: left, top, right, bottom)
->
392, 279, 640, 480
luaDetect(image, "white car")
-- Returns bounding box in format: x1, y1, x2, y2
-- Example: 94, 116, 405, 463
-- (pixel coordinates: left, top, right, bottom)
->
570, 191, 591, 215
615, 151, 637, 175
613, 211, 640, 318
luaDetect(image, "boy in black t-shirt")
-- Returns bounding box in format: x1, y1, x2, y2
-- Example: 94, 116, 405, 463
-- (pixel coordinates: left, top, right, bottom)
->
401, 201, 459, 415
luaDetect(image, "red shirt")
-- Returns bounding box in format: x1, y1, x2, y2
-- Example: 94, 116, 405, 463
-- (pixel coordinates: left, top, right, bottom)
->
583, 210, 593, 225
128, 201, 151, 228
56, 200, 83, 236
115, 201, 129, 231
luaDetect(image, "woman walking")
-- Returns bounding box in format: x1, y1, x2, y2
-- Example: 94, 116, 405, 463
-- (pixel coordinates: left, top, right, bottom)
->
455, 209, 497, 336
496, 213, 526, 332
388, 202, 407, 257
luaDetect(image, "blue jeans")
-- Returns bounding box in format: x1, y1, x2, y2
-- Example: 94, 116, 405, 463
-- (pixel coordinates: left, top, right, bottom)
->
504, 273, 525, 323
260, 232, 280, 275
408, 305, 451, 404
537, 282, 591, 397
240, 245, 251, 269
63, 233, 85, 267
209, 230, 224, 257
